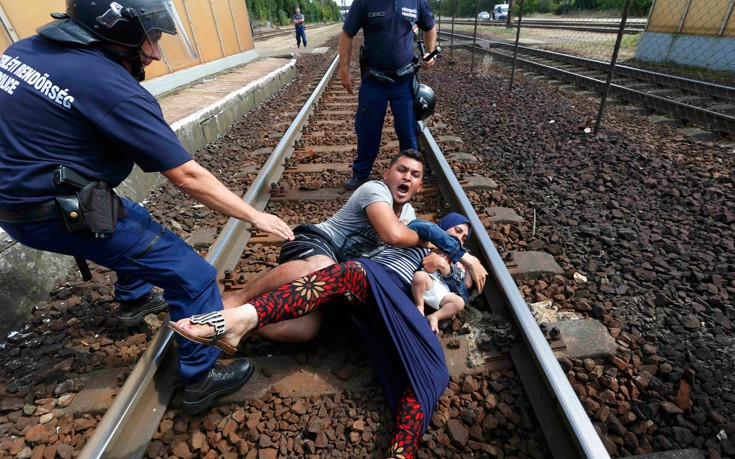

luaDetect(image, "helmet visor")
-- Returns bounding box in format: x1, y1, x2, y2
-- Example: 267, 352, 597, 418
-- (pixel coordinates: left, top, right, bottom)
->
130, 1, 197, 69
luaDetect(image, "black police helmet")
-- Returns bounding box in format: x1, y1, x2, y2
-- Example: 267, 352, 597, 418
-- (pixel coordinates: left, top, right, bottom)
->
413, 83, 436, 125
39, 0, 177, 48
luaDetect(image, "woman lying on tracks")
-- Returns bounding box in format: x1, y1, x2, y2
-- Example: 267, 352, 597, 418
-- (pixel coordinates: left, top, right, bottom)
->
170, 214, 485, 458
411, 213, 473, 334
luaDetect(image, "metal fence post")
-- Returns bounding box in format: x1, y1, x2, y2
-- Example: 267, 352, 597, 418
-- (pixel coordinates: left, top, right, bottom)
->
470, 0, 480, 74
450, 0, 456, 61
508, 0, 525, 92
720, 0, 735, 37
593, 0, 634, 135
437, 0, 441, 37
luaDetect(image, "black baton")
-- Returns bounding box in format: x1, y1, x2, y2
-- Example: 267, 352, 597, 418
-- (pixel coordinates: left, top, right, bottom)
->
74, 256, 92, 281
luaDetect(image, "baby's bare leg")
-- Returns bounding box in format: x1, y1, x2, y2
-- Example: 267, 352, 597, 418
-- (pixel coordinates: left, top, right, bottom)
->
411, 271, 433, 315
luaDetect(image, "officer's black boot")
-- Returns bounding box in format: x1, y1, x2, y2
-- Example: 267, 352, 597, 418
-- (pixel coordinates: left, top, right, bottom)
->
118, 291, 168, 326
183, 358, 254, 414
344, 175, 369, 191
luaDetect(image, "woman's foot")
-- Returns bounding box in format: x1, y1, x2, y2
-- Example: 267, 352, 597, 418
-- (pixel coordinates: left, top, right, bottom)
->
169, 305, 258, 354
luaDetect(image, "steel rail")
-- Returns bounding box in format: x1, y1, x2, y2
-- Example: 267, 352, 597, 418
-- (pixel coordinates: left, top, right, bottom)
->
253, 23, 334, 40
79, 54, 340, 459
441, 32, 735, 135
418, 128, 611, 459
492, 40, 735, 102
484, 46, 735, 134
452, 19, 645, 33
445, 31, 735, 102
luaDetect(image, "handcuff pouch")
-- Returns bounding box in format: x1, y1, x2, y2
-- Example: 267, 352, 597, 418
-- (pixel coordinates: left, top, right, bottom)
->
55, 195, 86, 233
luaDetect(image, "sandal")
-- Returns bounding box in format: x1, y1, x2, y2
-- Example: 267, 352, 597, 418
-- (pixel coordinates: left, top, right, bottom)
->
168, 311, 238, 355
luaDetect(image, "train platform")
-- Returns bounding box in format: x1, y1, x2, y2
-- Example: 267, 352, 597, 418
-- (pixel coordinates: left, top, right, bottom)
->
158, 23, 342, 125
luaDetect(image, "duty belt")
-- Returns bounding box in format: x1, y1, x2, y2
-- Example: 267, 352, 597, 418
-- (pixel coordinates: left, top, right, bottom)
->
0, 201, 58, 223
365, 60, 416, 84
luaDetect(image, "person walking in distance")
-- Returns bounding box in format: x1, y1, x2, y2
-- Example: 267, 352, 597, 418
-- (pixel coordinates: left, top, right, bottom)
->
0, 0, 294, 413
339, 0, 438, 191
292, 7, 307, 49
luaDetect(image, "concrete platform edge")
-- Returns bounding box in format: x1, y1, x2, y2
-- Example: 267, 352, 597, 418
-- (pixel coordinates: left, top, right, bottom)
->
0, 58, 298, 338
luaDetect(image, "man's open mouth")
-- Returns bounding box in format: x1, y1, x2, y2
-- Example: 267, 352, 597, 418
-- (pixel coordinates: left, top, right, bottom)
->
397, 183, 409, 193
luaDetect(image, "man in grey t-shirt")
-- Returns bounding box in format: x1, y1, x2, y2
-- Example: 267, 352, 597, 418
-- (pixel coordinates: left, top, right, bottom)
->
223, 150, 428, 341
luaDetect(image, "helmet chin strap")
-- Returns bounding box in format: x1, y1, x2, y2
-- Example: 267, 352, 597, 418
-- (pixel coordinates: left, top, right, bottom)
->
116, 48, 148, 82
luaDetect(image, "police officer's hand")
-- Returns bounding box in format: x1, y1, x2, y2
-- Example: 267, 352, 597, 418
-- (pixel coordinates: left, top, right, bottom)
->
252, 211, 295, 241
340, 69, 354, 95
420, 53, 436, 70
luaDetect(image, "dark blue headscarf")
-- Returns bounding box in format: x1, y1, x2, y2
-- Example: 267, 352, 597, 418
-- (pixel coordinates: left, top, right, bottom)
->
438, 212, 471, 238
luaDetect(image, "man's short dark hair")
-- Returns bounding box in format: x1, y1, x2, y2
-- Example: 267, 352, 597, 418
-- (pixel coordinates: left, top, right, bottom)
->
389, 149, 425, 169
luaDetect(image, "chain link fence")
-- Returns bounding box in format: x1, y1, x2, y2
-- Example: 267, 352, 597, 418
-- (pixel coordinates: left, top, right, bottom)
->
433, 0, 735, 137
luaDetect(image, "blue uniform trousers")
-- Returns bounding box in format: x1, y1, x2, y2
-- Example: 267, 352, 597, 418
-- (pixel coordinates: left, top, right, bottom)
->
295, 27, 307, 47
0, 198, 221, 383
353, 76, 417, 179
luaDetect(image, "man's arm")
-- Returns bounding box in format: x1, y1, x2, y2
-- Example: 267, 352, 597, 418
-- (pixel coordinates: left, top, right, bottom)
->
364, 201, 421, 247
420, 26, 438, 69
408, 219, 464, 262
338, 30, 355, 94
162, 160, 294, 240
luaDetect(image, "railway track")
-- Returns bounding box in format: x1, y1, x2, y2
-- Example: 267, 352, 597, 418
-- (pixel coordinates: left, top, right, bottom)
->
56, 51, 613, 457
447, 18, 647, 35
441, 30, 735, 138
253, 23, 334, 41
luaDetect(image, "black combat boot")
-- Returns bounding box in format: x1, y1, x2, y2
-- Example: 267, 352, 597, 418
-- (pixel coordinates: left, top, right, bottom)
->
183, 358, 254, 414
118, 291, 168, 326
344, 175, 369, 191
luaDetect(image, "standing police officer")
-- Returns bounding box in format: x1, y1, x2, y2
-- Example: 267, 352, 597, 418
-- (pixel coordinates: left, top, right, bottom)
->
292, 7, 307, 49
339, 0, 437, 191
0, 0, 294, 413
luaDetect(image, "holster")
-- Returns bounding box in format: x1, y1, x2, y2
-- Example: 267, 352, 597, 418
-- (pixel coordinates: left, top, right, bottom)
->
365, 68, 395, 84
76, 182, 127, 238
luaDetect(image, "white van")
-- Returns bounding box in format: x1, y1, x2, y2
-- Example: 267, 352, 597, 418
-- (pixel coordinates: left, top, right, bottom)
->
492, 4, 509, 20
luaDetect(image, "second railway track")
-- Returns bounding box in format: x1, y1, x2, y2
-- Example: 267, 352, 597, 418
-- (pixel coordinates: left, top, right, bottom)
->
441, 30, 735, 139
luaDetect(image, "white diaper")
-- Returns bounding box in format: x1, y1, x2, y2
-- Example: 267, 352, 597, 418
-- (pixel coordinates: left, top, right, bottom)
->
422, 272, 451, 310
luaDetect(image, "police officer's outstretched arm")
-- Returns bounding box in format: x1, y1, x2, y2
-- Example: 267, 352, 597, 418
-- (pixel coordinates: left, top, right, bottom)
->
162, 160, 294, 241
338, 31, 355, 95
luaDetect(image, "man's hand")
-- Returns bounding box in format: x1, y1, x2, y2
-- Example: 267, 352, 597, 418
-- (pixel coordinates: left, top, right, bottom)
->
462, 253, 487, 292
417, 239, 436, 250
422, 252, 450, 275
250, 211, 294, 241
340, 68, 354, 95
420, 53, 436, 70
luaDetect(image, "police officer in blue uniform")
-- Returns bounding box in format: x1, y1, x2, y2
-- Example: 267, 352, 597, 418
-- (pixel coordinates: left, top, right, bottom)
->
292, 7, 307, 49
0, 0, 294, 413
340, 0, 437, 191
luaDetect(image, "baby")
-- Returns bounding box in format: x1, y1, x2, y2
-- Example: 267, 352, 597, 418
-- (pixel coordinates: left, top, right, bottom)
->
411, 213, 474, 334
